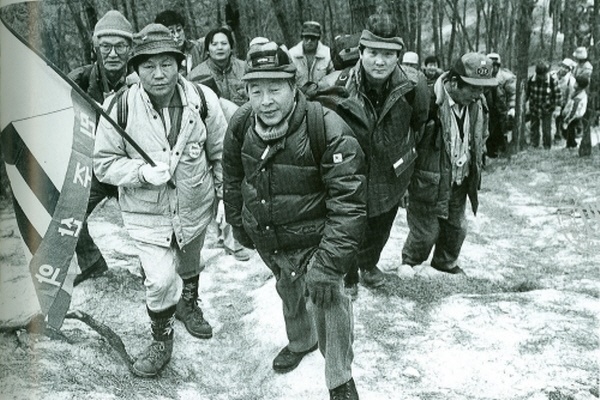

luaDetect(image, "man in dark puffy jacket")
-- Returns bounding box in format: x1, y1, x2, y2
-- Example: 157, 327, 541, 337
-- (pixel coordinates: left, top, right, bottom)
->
223, 41, 366, 400
321, 12, 430, 293
401, 53, 497, 275
67, 10, 134, 285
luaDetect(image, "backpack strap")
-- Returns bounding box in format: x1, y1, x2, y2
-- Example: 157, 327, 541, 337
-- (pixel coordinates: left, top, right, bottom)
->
104, 86, 129, 130
193, 83, 208, 122
305, 102, 326, 164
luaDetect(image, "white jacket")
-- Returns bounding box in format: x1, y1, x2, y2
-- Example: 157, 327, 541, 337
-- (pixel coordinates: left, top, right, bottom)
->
94, 77, 227, 247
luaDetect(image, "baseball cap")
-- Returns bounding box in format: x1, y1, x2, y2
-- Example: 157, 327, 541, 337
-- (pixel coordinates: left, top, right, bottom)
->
242, 41, 297, 81
301, 21, 321, 38
128, 23, 185, 69
451, 52, 498, 86
402, 51, 419, 65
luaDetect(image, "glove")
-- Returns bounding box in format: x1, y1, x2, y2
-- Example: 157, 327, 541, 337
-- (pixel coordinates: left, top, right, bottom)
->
215, 200, 225, 225
305, 259, 342, 309
232, 226, 255, 249
140, 162, 171, 186
507, 108, 515, 118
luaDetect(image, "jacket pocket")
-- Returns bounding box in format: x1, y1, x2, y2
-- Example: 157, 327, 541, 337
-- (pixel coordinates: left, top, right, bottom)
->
409, 169, 440, 204
392, 147, 418, 177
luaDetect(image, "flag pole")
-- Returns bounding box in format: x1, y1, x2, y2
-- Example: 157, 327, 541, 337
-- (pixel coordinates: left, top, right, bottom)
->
0, 14, 176, 188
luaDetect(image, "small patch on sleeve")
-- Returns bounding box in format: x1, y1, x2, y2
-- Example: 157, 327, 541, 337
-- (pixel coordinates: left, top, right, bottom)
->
333, 153, 343, 163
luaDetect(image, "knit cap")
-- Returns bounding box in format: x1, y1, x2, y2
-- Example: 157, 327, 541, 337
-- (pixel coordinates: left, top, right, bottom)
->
93, 10, 133, 40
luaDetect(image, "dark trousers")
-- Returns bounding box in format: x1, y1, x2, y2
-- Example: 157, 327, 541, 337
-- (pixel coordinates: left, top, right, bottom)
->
530, 112, 553, 149
565, 119, 581, 148
345, 204, 399, 284
402, 182, 468, 270
258, 247, 354, 389
75, 172, 118, 272
486, 112, 506, 157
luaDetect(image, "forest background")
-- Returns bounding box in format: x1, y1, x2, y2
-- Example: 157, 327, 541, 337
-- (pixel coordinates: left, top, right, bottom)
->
0, 0, 599, 166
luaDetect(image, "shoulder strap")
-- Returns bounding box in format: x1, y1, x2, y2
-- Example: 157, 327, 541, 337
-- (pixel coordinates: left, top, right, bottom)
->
192, 83, 208, 122
306, 102, 326, 163
104, 86, 129, 129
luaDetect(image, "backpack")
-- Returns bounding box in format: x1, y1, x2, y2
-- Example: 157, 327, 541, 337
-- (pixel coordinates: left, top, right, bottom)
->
106, 83, 208, 130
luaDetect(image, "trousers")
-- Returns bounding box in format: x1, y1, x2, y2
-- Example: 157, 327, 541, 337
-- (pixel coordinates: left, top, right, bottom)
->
259, 247, 354, 389
402, 182, 469, 270
134, 231, 206, 312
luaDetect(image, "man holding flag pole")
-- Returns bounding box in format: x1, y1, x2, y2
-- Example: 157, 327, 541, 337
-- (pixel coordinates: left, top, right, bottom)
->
94, 23, 228, 377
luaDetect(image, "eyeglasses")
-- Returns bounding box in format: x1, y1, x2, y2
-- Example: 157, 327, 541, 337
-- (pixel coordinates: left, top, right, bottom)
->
98, 43, 130, 55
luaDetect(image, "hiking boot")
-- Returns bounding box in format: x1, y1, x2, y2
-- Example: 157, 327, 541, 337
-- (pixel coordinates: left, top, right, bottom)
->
361, 267, 386, 287
176, 299, 213, 338
226, 247, 251, 261
132, 339, 173, 377
176, 275, 213, 339
74, 257, 108, 286
330, 378, 359, 400
446, 266, 466, 275
272, 343, 318, 373
133, 306, 176, 377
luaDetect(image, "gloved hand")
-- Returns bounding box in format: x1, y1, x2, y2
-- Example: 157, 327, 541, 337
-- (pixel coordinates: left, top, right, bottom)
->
215, 199, 225, 225
507, 108, 515, 118
140, 162, 171, 186
305, 259, 342, 309
232, 226, 255, 249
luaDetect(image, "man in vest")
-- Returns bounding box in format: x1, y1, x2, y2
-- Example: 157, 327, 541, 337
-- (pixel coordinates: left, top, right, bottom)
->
402, 52, 497, 276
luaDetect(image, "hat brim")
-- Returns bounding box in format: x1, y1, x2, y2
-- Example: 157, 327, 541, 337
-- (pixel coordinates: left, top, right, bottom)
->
301, 33, 321, 38
461, 76, 498, 87
129, 50, 185, 68
242, 71, 296, 81
359, 39, 403, 51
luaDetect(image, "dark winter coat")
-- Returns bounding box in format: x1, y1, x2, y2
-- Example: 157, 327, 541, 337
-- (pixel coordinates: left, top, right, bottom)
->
68, 62, 129, 103
223, 92, 367, 275
323, 62, 430, 217
409, 73, 489, 218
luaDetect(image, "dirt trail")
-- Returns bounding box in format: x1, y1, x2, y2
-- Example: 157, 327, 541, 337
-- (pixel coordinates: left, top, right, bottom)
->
1, 145, 599, 400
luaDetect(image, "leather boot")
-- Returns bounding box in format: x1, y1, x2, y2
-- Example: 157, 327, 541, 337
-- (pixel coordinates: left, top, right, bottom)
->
330, 378, 359, 400
176, 275, 213, 339
132, 306, 175, 377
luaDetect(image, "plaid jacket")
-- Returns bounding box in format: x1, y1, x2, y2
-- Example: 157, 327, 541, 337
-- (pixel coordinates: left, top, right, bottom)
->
527, 74, 562, 116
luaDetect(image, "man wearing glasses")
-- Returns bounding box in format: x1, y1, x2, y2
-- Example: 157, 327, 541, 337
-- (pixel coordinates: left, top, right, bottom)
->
155, 10, 205, 77
68, 10, 134, 285
288, 21, 334, 89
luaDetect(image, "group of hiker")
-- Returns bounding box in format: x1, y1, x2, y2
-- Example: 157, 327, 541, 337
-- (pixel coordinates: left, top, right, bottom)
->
66, 7, 593, 400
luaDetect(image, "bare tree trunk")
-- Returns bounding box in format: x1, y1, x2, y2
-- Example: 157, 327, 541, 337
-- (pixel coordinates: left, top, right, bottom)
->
475, 0, 481, 51
509, 0, 535, 155
579, 0, 600, 156
446, 0, 459, 65
66, 1, 93, 65
270, 0, 297, 47
349, 0, 376, 32
226, 0, 246, 56
432, 0, 441, 60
